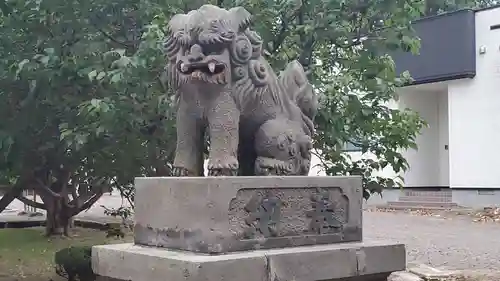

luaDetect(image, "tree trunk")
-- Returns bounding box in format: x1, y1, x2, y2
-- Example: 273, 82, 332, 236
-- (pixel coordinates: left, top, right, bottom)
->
45, 196, 71, 236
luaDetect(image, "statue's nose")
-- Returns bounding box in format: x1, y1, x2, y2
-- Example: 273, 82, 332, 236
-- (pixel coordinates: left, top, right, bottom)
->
188, 44, 204, 62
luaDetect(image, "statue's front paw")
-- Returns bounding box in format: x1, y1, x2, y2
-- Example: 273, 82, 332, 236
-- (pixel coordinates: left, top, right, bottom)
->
172, 166, 191, 177
207, 157, 239, 176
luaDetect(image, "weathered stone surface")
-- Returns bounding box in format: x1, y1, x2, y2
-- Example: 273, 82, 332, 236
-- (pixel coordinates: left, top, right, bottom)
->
133, 176, 362, 254
92, 240, 405, 281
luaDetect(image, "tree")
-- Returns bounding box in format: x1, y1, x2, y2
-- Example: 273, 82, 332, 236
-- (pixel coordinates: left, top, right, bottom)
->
0, 0, 176, 235
0, 0, 433, 236
114, 0, 426, 199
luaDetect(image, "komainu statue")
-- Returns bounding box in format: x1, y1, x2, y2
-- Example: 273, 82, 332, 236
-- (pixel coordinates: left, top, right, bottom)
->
164, 4, 318, 177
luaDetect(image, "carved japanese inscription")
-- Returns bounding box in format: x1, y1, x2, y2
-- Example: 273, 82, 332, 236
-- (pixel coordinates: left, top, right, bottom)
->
306, 189, 346, 234
243, 192, 282, 238
229, 187, 350, 239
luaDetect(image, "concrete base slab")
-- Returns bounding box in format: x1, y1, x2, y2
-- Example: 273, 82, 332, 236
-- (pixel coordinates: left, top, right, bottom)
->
92, 240, 405, 281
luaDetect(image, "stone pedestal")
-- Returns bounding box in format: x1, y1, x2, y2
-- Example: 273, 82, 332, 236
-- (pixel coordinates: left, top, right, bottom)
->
134, 176, 363, 253
93, 241, 405, 281
92, 176, 406, 281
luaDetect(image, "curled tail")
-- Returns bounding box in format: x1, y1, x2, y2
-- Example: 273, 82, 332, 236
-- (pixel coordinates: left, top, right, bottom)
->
278, 60, 318, 134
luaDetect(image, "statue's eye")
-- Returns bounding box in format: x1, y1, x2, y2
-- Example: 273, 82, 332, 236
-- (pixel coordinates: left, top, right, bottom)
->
277, 135, 287, 150
277, 141, 285, 150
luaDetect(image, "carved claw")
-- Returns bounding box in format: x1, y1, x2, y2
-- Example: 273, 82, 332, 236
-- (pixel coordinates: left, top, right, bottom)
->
260, 167, 290, 176
254, 157, 293, 176
171, 166, 191, 177
207, 168, 238, 176
207, 157, 239, 176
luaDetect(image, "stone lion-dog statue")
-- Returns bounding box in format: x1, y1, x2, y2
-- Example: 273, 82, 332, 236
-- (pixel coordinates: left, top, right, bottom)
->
164, 4, 318, 177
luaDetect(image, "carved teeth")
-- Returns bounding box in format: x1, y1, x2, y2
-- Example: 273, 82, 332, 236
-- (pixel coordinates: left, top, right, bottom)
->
191, 70, 202, 79
208, 62, 216, 73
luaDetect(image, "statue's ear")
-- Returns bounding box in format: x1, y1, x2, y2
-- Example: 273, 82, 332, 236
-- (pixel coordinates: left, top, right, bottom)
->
229, 7, 252, 32
166, 13, 194, 46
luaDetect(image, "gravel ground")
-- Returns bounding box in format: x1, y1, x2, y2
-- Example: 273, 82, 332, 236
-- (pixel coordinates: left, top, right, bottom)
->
364, 211, 500, 270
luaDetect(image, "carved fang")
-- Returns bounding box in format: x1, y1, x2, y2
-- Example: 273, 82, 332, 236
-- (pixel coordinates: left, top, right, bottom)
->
208, 62, 216, 73
181, 63, 189, 73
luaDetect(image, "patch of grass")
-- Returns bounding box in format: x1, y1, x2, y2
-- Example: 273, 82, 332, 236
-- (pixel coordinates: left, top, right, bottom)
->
0, 227, 132, 280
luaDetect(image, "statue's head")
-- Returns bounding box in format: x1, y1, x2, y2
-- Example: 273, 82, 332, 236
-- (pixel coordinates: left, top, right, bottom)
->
164, 5, 264, 88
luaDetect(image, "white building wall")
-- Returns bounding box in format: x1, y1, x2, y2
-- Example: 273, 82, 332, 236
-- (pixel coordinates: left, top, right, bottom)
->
398, 87, 446, 187
447, 7, 500, 188
309, 154, 326, 176
437, 90, 450, 186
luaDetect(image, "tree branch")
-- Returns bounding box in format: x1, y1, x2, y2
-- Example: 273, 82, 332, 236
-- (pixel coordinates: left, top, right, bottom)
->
89, 17, 134, 48
297, 2, 306, 41
271, 15, 291, 54
0, 184, 23, 213
298, 35, 316, 69
16, 195, 46, 210
69, 188, 104, 217
147, 143, 171, 176
111, 180, 135, 209
35, 179, 61, 198
295, 1, 317, 70
67, 178, 106, 209
96, 26, 134, 48
70, 183, 78, 202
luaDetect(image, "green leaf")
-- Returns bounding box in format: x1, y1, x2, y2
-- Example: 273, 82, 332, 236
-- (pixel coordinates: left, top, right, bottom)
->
90, 99, 101, 108
112, 56, 132, 68
40, 56, 50, 66
44, 48, 55, 55
110, 72, 123, 84
16, 59, 30, 77
88, 70, 98, 81
60, 129, 73, 141
96, 71, 106, 80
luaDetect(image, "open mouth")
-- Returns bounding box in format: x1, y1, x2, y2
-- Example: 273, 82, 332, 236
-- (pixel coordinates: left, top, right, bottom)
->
178, 61, 225, 75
